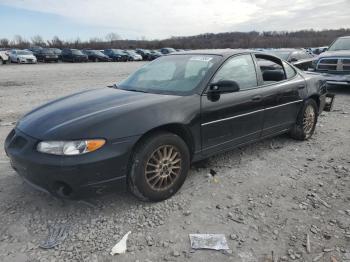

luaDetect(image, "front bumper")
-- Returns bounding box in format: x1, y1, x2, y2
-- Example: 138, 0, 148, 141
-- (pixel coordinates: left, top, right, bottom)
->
19, 58, 37, 64
317, 73, 350, 86
4, 128, 139, 199
43, 56, 59, 62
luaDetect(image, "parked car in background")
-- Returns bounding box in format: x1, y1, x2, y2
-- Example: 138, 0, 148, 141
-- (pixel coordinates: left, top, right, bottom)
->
266, 49, 315, 71
35, 48, 59, 63
104, 49, 128, 62
311, 46, 328, 55
149, 50, 163, 60
61, 49, 88, 62
83, 50, 111, 62
28, 46, 43, 56
123, 50, 143, 61
160, 47, 176, 54
49, 48, 62, 60
9, 49, 37, 64
313, 36, 350, 86
135, 49, 152, 60
4, 49, 332, 201
0, 50, 10, 64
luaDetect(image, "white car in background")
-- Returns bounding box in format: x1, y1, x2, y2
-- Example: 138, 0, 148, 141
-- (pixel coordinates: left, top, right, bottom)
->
9, 49, 37, 64
0, 50, 10, 64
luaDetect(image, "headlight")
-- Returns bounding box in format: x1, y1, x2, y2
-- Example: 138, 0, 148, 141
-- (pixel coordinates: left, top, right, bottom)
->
37, 139, 105, 155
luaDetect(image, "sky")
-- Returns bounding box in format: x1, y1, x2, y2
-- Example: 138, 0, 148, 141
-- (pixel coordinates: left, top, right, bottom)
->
0, 0, 349, 41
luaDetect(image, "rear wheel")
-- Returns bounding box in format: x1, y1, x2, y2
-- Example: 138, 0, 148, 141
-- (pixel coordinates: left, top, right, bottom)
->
128, 132, 190, 202
290, 99, 318, 140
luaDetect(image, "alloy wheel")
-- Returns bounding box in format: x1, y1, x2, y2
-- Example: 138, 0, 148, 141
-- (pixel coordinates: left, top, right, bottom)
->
303, 105, 315, 136
144, 145, 182, 191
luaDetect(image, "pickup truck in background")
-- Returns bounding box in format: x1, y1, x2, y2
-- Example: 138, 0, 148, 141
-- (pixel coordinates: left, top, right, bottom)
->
313, 36, 350, 86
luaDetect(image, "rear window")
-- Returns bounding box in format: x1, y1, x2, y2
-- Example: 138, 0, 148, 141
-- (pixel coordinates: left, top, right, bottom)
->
283, 61, 297, 79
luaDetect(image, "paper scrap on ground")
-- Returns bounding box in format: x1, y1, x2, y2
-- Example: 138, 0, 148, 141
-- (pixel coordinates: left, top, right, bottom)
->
40, 224, 70, 249
110, 231, 131, 255
189, 234, 229, 250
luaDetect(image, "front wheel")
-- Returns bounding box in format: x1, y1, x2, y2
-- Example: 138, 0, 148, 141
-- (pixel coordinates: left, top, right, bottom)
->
128, 132, 190, 202
290, 99, 318, 140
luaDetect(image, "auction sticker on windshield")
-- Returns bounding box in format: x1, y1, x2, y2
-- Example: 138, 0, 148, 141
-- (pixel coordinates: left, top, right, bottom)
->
190, 56, 213, 62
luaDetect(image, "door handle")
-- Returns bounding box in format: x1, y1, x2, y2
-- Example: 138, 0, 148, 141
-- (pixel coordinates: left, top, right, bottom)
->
298, 84, 305, 90
251, 95, 262, 102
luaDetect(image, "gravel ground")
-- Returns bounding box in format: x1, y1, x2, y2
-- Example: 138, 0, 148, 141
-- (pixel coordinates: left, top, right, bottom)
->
0, 62, 349, 262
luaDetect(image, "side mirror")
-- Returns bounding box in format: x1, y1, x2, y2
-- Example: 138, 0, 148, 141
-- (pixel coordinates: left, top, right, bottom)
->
207, 80, 240, 101
208, 80, 240, 94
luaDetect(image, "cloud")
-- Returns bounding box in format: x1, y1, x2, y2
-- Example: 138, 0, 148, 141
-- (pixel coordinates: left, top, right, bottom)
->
0, 0, 349, 39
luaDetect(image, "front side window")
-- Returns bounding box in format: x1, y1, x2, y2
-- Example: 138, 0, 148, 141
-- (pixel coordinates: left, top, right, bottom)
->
119, 55, 219, 95
212, 54, 257, 90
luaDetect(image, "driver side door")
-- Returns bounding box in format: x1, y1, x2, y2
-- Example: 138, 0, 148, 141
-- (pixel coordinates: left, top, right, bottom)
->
200, 54, 265, 156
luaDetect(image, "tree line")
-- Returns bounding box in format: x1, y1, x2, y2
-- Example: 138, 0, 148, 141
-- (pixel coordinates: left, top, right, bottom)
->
1, 29, 349, 50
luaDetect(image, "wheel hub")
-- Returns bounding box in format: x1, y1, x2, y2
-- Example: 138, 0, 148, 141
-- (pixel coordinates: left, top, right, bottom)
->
144, 145, 182, 191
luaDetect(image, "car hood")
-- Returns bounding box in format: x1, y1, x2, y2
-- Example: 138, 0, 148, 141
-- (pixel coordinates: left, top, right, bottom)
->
16, 88, 178, 140
18, 54, 36, 59
318, 50, 350, 58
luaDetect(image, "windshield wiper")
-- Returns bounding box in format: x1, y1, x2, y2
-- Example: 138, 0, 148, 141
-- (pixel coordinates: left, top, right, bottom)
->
107, 83, 118, 89
125, 89, 148, 93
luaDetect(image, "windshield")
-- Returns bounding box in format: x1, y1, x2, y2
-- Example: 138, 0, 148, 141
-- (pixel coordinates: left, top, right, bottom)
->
111, 49, 124, 55
267, 51, 291, 60
72, 49, 84, 55
93, 50, 105, 56
118, 54, 219, 95
17, 51, 32, 55
42, 49, 55, 54
328, 38, 350, 51
125, 50, 137, 55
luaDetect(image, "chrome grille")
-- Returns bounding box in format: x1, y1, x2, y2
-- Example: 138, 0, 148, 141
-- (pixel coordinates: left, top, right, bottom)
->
317, 57, 350, 72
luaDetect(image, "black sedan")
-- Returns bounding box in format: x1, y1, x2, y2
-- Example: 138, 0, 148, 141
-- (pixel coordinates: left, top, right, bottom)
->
35, 48, 59, 62
61, 49, 88, 62
83, 50, 111, 62
149, 50, 163, 60
135, 49, 152, 60
160, 47, 176, 54
4, 50, 332, 202
104, 49, 128, 62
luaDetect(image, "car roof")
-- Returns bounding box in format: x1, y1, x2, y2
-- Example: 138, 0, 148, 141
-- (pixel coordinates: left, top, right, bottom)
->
171, 49, 256, 57
338, 36, 350, 39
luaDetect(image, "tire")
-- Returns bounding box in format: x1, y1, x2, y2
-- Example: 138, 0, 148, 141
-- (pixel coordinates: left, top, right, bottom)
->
290, 99, 318, 140
128, 132, 190, 202
17, 58, 20, 64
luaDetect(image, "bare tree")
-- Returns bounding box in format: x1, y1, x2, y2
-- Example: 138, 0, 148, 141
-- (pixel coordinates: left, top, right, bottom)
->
105, 32, 122, 42
0, 38, 9, 48
11, 35, 29, 49
31, 35, 46, 46
49, 36, 64, 48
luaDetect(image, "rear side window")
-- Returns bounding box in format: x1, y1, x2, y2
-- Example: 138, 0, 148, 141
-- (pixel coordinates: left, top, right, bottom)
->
212, 54, 257, 90
283, 61, 297, 79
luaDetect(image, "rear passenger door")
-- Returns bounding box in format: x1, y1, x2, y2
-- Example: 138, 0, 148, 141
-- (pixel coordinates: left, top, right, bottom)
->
254, 54, 306, 137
